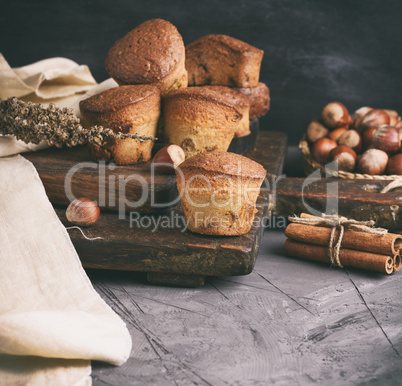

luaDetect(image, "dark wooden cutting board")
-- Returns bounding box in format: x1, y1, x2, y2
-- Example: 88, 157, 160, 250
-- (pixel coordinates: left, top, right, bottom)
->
273, 177, 402, 230
25, 130, 287, 287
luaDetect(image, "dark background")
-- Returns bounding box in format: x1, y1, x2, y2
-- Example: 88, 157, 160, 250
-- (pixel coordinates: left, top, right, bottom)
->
1, 0, 401, 145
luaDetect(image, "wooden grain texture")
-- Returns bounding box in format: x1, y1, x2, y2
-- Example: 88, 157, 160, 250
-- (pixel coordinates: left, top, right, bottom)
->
56, 200, 267, 284
23, 143, 179, 214
89, 230, 402, 385
49, 130, 287, 286
273, 177, 402, 230
243, 130, 287, 179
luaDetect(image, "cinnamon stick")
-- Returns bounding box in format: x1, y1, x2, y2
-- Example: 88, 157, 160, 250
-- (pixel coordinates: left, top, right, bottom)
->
284, 239, 394, 274
285, 214, 402, 256
394, 254, 401, 272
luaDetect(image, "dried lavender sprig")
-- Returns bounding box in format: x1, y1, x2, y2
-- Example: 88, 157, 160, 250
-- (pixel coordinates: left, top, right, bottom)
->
0, 97, 157, 148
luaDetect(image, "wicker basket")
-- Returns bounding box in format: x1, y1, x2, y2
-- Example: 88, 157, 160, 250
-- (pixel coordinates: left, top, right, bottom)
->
299, 135, 400, 180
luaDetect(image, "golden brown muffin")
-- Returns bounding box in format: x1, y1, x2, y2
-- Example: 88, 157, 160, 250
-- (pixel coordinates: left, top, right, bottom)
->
79, 85, 161, 165
176, 151, 266, 236
163, 87, 242, 158
202, 85, 251, 137
233, 82, 270, 119
105, 19, 188, 95
186, 34, 264, 88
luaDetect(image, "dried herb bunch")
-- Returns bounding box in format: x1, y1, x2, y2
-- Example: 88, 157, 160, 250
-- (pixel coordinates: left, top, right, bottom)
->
0, 97, 157, 148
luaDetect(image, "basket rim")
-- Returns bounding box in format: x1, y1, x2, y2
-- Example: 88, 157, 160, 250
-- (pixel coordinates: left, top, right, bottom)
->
299, 136, 402, 180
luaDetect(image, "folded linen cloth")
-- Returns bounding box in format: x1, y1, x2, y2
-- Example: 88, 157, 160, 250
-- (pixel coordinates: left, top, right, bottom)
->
0, 56, 131, 385
0, 53, 98, 156
0, 53, 97, 100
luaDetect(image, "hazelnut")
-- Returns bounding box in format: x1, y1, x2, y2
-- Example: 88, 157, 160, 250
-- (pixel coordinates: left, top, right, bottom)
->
362, 127, 376, 150
387, 153, 402, 175
330, 145, 357, 172
389, 115, 400, 127
352, 106, 373, 130
151, 144, 185, 174
357, 149, 388, 175
320, 102, 349, 129
306, 119, 329, 143
311, 137, 338, 164
328, 127, 347, 142
383, 109, 400, 126
337, 129, 362, 153
358, 109, 390, 132
66, 197, 100, 226
371, 125, 401, 153
347, 115, 353, 128
384, 109, 399, 118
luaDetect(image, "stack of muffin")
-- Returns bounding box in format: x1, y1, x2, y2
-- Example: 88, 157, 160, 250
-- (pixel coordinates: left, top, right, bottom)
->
79, 19, 268, 236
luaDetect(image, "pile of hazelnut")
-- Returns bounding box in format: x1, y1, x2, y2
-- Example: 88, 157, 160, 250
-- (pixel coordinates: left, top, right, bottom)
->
307, 102, 402, 175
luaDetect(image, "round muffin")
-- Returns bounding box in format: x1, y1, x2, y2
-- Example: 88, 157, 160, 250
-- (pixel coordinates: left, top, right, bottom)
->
203, 85, 251, 138
176, 151, 266, 236
163, 87, 242, 158
105, 19, 188, 95
79, 85, 161, 165
233, 82, 270, 119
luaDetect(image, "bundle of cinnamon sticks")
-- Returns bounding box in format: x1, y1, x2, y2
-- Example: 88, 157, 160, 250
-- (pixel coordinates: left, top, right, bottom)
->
284, 213, 402, 274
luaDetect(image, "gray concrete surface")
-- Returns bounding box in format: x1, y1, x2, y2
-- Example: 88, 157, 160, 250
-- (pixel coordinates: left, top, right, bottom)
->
88, 228, 402, 385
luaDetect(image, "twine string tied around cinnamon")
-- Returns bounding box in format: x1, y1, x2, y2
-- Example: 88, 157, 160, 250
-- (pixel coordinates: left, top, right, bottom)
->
288, 214, 388, 268
381, 177, 402, 193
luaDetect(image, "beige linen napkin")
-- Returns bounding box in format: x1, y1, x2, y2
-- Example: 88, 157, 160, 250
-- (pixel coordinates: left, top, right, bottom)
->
0, 56, 131, 385
0, 53, 97, 100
